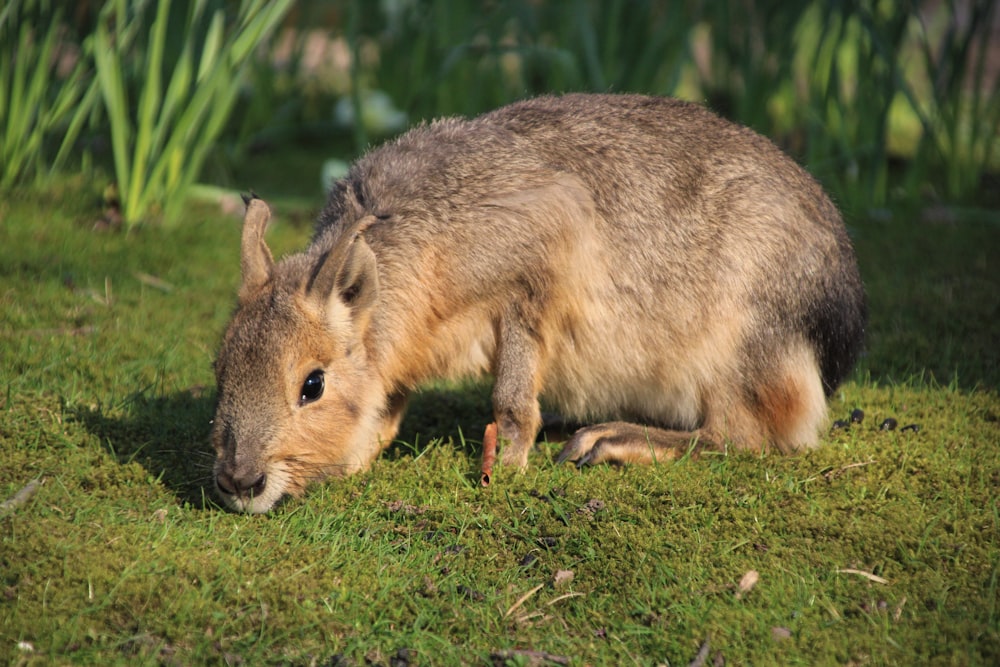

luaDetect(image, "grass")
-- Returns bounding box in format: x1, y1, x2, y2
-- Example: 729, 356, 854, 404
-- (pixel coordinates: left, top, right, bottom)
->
1, 170, 999, 665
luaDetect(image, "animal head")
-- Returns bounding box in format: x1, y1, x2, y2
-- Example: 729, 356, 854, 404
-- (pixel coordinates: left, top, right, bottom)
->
210, 198, 386, 513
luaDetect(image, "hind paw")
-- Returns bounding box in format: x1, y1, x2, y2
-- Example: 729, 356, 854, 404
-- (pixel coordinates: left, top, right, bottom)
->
555, 423, 646, 467
556, 422, 708, 467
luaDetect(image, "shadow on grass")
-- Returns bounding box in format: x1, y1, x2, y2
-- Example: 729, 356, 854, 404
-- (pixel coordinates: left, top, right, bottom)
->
388, 381, 495, 460
852, 212, 1000, 391
68, 381, 497, 508
70, 388, 220, 510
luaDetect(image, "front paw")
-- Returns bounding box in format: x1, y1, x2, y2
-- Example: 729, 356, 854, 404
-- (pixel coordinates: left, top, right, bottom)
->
500, 444, 530, 469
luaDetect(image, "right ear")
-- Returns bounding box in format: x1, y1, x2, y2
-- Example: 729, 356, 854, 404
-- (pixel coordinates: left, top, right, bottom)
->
239, 196, 274, 302
308, 216, 379, 324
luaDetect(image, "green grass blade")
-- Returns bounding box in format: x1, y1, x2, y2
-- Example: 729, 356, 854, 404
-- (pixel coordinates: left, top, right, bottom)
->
93, 16, 132, 209
229, 0, 293, 63
196, 9, 223, 83
6, 24, 32, 157
51, 77, 101, 176
150, 35, 193, 164
127, 0, 171, 224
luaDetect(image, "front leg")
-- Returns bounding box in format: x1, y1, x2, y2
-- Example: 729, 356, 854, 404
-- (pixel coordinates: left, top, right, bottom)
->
491, 311, 544, 469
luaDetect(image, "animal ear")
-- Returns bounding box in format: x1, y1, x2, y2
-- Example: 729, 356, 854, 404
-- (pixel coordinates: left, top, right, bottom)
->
239, 196, 275, 301
308, 217, 379, 319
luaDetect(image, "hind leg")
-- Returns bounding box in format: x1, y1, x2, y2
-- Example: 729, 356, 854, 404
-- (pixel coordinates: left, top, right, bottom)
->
555, 399, 760, 466
557, 342, 827, 466
556, 422, 718, 466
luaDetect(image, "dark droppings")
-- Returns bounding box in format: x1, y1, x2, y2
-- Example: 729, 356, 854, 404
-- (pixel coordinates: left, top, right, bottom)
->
537, 536, 559, 549
457, 585, 485, 602
390, 648, 415, 667
833, 409, 916, 434
519, 552, 539, 567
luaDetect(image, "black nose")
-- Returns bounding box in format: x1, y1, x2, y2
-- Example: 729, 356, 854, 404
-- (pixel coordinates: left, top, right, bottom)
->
216, 470, 267, 498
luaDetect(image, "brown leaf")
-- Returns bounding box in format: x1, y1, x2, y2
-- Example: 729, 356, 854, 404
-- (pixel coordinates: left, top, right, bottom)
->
553, 569, 574, 588
735, 570, 759, 599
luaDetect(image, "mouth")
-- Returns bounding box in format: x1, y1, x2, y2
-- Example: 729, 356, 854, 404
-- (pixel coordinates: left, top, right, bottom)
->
214, 465, 292, 514
212, 454, 365, 513
217, 489, 280, 514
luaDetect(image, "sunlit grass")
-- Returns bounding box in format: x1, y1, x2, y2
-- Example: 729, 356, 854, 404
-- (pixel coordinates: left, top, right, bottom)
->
1, 182, 997, 664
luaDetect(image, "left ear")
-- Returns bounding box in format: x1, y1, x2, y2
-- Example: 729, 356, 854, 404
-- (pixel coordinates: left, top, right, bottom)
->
238, 196, 275, 302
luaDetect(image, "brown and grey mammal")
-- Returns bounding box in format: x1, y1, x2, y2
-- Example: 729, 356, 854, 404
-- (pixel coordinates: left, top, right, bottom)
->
211, 93, 865, 513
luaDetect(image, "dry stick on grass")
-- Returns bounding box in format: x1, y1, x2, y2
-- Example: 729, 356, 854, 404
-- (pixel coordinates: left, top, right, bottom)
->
894, 596, 907, 621
504, 583, 545, 619
512, 591, 585, 625
836, 568, 889, 585
688, 637, 711, 667
480, 422, 498, 487
0, 479, 41, 518
490, 649, 570, 666
545, 592, 584, 606
820, 460, 877, 482
133, 271, 174, 292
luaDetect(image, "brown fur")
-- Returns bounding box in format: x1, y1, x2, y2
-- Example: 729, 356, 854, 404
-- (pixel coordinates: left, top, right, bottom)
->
210, 93, 866, 513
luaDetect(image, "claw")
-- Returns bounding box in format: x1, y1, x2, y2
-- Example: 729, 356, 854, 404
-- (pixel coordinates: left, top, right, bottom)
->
555, 443, 578, 465
556, 425, 609, 465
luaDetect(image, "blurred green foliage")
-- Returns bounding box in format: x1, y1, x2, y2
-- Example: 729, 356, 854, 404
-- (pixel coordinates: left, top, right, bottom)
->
332, 0, 998, 210
92, 0, 294, 227
1, 0, 293, 227
1, 0, 996, 221
0, 0, 99, 189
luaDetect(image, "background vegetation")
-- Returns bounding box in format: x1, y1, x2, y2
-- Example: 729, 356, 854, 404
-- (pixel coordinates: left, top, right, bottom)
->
3, 0, 999, 221
1, 0, 998, 664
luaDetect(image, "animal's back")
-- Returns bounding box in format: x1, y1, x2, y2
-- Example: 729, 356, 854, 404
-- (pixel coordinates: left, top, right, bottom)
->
317, 94, 864, 416
484, 95, 864, 392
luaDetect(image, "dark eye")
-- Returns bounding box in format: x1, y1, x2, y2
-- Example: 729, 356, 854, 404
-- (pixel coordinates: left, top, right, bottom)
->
300, 370, 324, 404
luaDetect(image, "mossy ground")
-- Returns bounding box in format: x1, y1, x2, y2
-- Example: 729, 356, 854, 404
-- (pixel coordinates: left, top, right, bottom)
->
1, 178, 998, 665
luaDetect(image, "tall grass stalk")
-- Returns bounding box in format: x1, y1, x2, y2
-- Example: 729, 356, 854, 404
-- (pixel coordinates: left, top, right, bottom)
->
93, 0, 292, 228
787, 2, 907, 211
900, 0, 999, 201
0, 0, 99, 189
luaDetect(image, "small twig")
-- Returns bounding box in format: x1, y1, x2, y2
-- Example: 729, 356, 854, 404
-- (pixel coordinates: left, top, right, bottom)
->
513, 611, 547, 625
0, 479, 41, 517
490, 649, 569, 665
822, 460, 876, 482
480, 422, 498, 487
836, 568, 889, 585
133, 271, 174, 292
544, 592, 584, 607
511, 592, 584, 625
504, 583, 544, 619
688, 637, 711, 667
893, 596, 907, 621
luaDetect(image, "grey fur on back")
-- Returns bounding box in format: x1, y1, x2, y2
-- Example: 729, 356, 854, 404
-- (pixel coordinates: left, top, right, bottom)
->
317, 93, 864, 399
